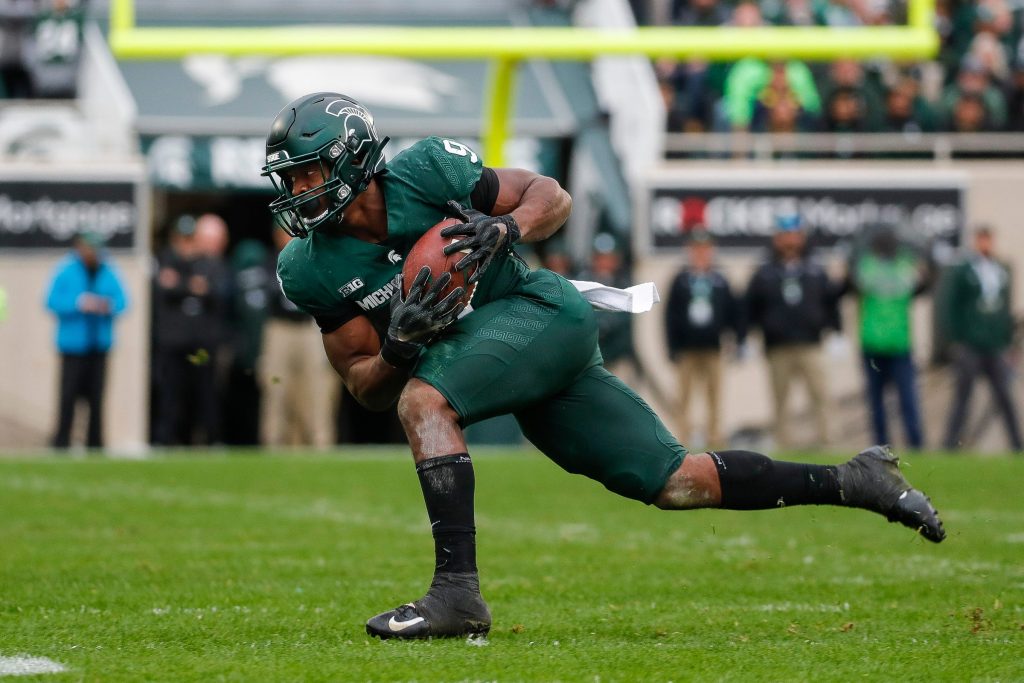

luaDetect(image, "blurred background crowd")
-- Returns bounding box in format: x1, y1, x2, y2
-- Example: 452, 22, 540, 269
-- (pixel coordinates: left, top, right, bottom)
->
648, 0, 1024, 136
1, 0, 84, 100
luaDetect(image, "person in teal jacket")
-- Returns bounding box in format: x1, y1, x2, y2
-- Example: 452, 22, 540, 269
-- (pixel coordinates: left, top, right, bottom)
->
45, 231, 128, 449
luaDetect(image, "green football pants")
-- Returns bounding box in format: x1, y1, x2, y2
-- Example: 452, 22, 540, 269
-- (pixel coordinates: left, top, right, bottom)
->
415, 269, 686, 504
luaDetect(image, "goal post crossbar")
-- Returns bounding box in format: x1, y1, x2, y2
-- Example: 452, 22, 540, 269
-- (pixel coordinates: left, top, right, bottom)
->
108, 0, 938, 164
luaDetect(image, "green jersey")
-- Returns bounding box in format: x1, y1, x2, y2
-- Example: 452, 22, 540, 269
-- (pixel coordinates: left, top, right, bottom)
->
277, 137, 528, 338
854, 251, 918, 355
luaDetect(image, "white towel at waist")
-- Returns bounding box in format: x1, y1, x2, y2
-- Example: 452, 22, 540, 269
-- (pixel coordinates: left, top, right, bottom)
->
569, 280, 660, 314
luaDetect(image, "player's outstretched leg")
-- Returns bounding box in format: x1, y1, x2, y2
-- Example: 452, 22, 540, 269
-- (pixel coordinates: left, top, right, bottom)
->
365, 381, 491, 640
656, 445, 945, 542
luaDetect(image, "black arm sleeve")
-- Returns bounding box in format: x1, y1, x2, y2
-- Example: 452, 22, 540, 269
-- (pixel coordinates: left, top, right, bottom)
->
470, 166, 500, 214
314, 302, 362, 334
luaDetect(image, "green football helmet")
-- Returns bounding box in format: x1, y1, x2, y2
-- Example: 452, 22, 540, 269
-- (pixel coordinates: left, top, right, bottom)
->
262, 92, 389, 238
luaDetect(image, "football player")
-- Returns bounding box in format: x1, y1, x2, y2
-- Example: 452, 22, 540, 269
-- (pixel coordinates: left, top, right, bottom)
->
263, 92, 945, 640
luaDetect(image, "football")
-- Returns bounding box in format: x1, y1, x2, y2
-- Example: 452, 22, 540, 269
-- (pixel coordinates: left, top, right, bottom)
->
401, 217, 475, 305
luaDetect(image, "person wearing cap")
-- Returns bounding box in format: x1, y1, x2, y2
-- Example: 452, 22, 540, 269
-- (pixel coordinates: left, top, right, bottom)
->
45, 231, 128, 449
665, 229, 743, 447
746, 214, 841, 448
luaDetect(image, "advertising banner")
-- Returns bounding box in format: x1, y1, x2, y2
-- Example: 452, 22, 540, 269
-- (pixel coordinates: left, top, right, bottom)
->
0, 180, 138, 249
645, 170, 965, 252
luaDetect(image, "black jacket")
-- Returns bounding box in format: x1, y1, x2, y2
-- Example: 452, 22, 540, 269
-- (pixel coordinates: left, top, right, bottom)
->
665, 268, 743, 354
153, 248, 231, 350
746, 256, 841, 349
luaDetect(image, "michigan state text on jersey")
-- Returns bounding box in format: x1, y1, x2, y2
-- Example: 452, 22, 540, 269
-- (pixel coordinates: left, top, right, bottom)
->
262, 92, 945, 641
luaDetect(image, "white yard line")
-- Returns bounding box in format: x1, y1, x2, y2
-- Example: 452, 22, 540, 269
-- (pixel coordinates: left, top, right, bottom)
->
0, 655, 67, 676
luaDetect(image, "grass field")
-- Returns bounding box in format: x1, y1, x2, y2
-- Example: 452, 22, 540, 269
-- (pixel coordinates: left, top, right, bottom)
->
1, 449, 1022, 682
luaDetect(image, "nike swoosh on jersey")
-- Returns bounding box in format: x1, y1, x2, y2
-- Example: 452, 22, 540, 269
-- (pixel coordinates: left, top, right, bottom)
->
387, 614, 426, 632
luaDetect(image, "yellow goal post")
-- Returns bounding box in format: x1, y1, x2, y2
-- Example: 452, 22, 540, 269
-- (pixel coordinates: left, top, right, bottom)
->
109, 0, 938, 166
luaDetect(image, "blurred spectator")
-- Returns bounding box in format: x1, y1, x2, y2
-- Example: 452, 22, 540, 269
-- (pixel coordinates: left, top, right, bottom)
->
846, 225, 928, 449
762, 0, 815, 26
665, 230, 743, 447
260, 229, 337, 448
223, 239, 271, 446
820, 59, 885, 129
941, 57, 1008, 130
540, 247, 574, 277
658, 59, 717, 133
824, 86, 870, 132
0, 0, 36, 98
658, 66, 687, 133
195, 212, 230, 259
578, 233, 639, 385
966, 31, 1010, 87
194, 213, 233, 441
25, 0, 84, 99
948, 0, 1013, 69
949, 91, 993, 131
746, 214, 841, 448
751, 82, 819, 134
152, 215, 230, 446
880, 77, 938, 132
45, 231, 127, 450
1006, 44, 1024, 130
941, 227, 1022, 452
731, 0, 763, 26
723, 58, 821, 131
672, 0, 729, 25
813, 0, 884, 27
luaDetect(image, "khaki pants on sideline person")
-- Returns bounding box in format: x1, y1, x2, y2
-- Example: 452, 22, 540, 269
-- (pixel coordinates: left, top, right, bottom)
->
766, 343, 828, 449
675, 349, 723, 448
259, 318, 338, 448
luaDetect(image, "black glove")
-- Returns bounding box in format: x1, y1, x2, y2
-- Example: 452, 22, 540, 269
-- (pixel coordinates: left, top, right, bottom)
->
380, 266, 465, 368
442, 200, 521, 285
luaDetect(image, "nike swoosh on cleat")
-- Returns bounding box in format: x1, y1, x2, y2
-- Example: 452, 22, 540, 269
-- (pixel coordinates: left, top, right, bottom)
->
387, 615, 425, 632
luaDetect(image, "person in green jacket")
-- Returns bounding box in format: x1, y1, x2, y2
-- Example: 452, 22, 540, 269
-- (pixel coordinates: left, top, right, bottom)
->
942, 227, 1022, 451
723, 58, 822, 131
848, 226, 929, 449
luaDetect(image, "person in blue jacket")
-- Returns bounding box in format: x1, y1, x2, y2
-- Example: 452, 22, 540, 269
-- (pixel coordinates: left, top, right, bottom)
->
45, 231, 128, 449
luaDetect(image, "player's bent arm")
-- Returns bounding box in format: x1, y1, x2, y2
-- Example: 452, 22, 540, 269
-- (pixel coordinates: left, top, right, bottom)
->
322, 315, 409, 411
490, 168, 572, 244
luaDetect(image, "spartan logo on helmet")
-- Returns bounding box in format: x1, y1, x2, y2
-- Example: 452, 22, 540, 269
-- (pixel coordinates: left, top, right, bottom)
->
325, 101, 376, 129
261, 92, 389, 238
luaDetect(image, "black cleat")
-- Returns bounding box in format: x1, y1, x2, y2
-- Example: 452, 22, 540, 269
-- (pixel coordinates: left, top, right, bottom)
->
837, 445, 945, 543
366, 572, 491, 640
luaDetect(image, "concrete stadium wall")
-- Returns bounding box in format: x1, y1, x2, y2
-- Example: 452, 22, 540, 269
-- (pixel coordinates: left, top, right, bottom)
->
632, 161, 1024, 452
